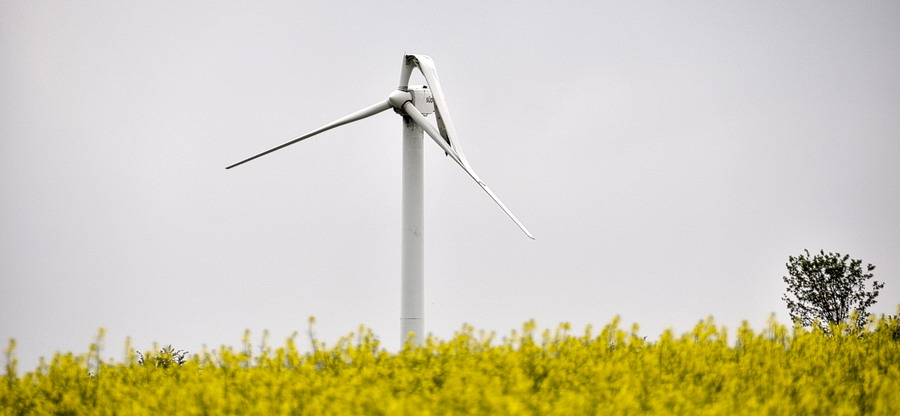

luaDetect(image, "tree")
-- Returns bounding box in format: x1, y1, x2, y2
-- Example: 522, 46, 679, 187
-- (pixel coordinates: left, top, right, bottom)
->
782, 249, 883, 330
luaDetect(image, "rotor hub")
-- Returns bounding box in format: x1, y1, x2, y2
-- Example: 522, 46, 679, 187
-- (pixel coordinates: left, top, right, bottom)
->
389, 87, 433, 116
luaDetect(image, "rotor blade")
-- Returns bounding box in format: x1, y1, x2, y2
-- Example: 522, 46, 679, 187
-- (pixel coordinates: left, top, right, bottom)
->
226, 99, 392, 169
404, 102, 535, 240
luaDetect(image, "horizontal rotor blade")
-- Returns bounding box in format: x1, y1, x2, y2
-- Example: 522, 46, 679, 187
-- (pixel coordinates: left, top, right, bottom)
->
404, 102, 535, 240
226, 100, 392, 169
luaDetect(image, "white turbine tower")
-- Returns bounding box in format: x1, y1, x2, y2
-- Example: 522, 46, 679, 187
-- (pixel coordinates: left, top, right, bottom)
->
227, 54, 534, 346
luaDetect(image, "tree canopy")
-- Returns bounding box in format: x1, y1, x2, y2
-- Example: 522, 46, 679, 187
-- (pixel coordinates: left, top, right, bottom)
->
782, 249, 883, 329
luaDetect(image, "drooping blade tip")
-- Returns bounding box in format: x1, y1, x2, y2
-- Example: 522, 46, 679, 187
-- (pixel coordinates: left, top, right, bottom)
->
474, 181, 535, 241
524, 228, 536, 240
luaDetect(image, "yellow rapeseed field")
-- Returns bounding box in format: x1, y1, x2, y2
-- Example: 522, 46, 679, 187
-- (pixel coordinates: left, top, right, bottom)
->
2, 315, 899, 415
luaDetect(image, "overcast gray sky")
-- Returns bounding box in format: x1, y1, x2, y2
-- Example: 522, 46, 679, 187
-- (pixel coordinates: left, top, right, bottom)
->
2, 1, 898, 370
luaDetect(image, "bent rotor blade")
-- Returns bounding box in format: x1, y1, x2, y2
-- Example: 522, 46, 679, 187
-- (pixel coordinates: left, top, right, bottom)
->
403, 102, 535, 240
226, 100, 392, 169
406, 55, 470, 166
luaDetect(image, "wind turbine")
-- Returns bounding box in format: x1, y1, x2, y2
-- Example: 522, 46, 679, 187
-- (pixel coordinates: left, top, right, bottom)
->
227, 54, 533, 346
